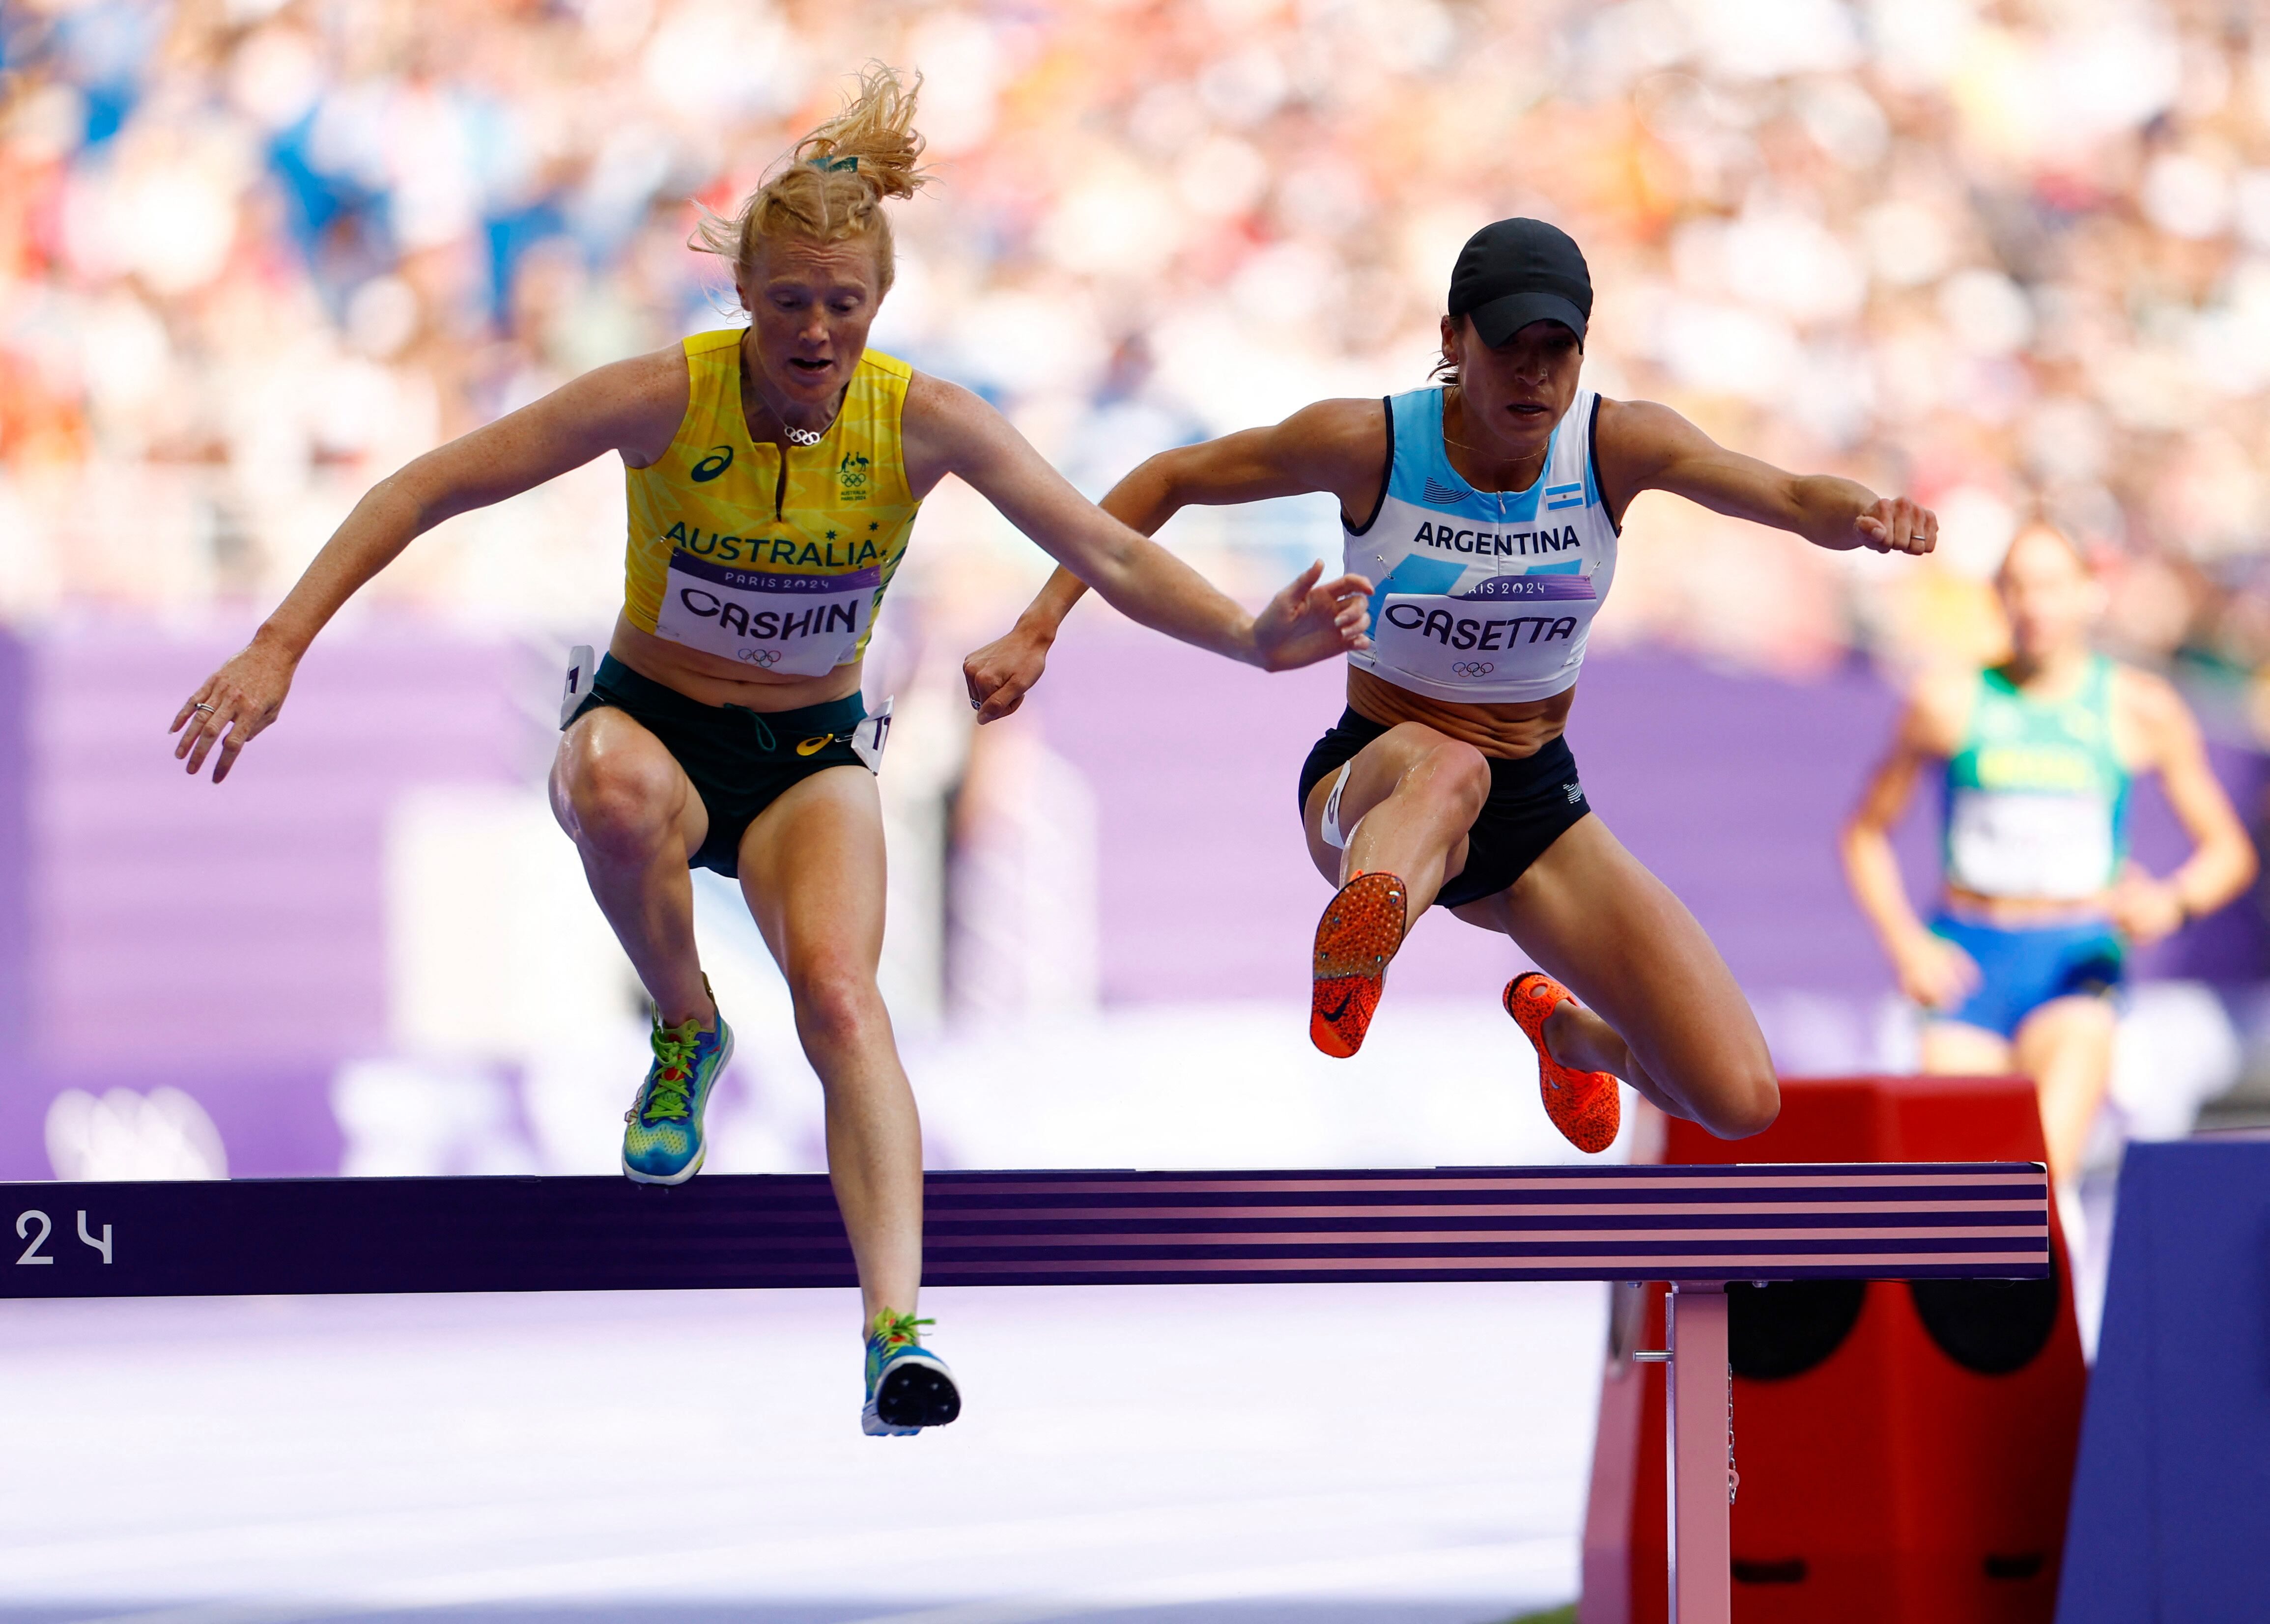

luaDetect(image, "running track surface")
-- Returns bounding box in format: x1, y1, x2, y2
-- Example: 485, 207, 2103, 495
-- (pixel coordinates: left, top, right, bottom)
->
0, 1281, 1601, 1623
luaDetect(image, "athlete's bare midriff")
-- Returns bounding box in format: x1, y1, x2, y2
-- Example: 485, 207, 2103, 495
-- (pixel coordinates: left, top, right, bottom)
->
1938, 885, 2114, 928
607, 613, 864, 710
1346, 666, 1575, 759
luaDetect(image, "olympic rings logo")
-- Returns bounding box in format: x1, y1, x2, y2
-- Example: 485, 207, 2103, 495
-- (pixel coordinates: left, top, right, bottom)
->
737, 648, 784, 668
1450, 661, 1496, 676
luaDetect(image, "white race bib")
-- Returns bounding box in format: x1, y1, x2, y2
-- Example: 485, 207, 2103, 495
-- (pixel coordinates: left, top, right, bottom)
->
559, 643, 596, 729
653, 554, 878, 675
1372, 575, 1598, 691
851, 695, 892, 774
1946, 789, 2115, 899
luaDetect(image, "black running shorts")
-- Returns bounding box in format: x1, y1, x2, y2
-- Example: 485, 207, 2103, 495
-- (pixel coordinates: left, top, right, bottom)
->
565, 654, 867, 878
1296, 708, 1592, 909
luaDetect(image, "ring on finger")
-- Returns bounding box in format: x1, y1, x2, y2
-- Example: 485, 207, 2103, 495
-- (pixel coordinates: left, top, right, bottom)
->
193, 702, 218, 714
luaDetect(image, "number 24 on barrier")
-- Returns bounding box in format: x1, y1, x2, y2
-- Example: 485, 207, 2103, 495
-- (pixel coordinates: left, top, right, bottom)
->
14, 1210, 113, 1265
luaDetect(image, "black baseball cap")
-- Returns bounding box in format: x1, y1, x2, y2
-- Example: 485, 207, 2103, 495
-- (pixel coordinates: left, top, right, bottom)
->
1448, 218, 1591, 347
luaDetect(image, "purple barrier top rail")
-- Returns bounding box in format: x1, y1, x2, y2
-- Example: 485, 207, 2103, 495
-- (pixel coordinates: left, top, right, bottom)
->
2, 1163, 2049, 1299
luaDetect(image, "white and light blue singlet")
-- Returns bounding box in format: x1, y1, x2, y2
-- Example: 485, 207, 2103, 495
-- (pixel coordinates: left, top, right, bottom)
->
1343, 385, 1617, 705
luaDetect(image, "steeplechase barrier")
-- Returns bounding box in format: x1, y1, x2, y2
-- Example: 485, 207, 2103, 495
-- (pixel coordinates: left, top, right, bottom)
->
5, 1161, 2049, 1624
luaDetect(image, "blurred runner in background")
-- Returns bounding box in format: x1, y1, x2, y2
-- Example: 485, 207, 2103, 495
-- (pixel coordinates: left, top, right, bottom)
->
1842, 522, 2257, 1232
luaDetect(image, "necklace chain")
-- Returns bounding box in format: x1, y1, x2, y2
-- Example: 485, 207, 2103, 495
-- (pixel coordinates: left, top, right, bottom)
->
1440, 433, 1546, 490
1441, 387, 1548, 491
738, 366, 834, 445
738, 339, 835, 448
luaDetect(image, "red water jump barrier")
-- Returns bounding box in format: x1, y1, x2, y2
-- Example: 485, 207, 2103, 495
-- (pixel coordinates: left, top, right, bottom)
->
1584, 1077, 2084, 1624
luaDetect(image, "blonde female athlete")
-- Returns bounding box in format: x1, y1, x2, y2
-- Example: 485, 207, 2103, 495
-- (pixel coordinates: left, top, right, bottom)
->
965, 219, 1939, 1155
1842, 523, 2254, 1225
167, 69, 1371, 1436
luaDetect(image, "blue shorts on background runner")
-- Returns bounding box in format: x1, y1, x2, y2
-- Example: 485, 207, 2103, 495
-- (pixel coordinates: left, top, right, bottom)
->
1928, 913, 2126, 1039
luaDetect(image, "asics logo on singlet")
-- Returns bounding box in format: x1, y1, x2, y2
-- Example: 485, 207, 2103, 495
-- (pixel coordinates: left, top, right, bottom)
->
1564, 781, 1584, 804
1422, 476, 1469, 505
690, 446, 734, 482
1450, 661, 1496, 677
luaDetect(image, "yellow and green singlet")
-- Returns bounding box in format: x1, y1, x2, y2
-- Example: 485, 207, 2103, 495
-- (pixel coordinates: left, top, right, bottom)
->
623, 329, 920, 677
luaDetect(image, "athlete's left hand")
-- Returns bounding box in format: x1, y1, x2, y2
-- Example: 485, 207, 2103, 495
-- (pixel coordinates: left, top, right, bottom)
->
963, 625, 1054, 725
1853, 496, 1938, 557
2110, 871, 2187, 946
1250, 561, 1374, 672
171, 630, 298, 783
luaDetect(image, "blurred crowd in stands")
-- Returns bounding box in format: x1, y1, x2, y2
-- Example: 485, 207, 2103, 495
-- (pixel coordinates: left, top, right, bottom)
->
8, 0, 2270, 725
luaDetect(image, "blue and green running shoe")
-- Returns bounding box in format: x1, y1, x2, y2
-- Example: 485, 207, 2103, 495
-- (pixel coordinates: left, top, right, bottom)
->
621, 989, 733, 1186
862, 1310, 961, 1436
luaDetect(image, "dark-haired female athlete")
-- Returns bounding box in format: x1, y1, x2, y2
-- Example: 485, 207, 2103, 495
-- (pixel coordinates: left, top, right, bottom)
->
965, 218, 1939, 1154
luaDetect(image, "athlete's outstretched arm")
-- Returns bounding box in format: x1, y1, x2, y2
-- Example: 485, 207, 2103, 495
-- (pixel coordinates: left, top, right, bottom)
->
2110, 672, 2259, 943
1839, 672, 1979, 1010
171, 351, 687, 782
908, 379, 1373, 701
1598, 398, 1938, 556
958, 398, 1385, 722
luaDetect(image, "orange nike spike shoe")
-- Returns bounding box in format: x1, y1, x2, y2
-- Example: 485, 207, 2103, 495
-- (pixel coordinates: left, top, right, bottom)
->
1310, 871, 1409, 1058
1503, 972, 1621, 1154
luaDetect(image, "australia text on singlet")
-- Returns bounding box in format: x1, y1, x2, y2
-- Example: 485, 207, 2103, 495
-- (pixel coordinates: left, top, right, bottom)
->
1342, 385, 1619, 706
623, 330, 920, 676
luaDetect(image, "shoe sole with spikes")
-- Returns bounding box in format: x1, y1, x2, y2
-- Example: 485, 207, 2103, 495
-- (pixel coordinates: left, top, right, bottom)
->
864, 1351, 962, 1436
1310, 871, 1408, 1058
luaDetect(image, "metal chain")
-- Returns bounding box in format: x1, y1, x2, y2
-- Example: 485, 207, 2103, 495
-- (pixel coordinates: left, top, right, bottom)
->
1727, 1362, 1740, 1505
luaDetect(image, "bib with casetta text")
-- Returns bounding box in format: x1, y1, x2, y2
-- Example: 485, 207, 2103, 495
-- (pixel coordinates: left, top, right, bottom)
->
1369, 573, 1599, 691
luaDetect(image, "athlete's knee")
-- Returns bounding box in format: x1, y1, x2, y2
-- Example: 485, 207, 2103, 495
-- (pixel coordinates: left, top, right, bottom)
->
789, 961, 889, 1055
1390, 728, 1489, 820
1699, 1064, 1780, 1140
565, 745, 681, 861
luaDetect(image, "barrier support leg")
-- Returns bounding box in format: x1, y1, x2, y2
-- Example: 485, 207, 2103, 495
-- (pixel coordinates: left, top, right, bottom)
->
1666, 1281, 1731, 1624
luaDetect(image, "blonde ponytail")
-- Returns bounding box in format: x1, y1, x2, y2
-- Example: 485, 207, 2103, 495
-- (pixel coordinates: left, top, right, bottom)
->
693, 63, 929, 293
